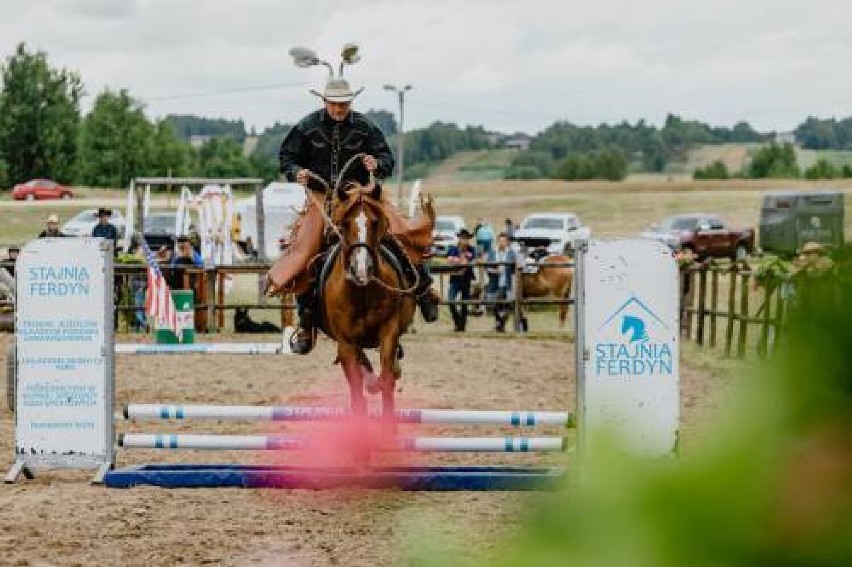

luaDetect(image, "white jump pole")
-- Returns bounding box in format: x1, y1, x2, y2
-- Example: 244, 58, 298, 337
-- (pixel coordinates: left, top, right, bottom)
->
114, 343, 289, 355
118, 434, 567, 452
124, 404, 573, 427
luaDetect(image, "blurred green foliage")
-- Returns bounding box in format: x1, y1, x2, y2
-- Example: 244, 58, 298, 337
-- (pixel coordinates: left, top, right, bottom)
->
418, 262, 852, 567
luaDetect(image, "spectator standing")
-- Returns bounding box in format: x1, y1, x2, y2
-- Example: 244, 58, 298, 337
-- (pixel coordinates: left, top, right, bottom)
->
504, 218, 515, 240
91, 208, 118, 248
3, 245, 19, 278
486, 232, 519, 332
447, 228, 478, 332
474, 219, 495, 255
38, 214, 67, 238
168, 235, 203, 290
0, 245, 18, 299
230, 213, 242, 244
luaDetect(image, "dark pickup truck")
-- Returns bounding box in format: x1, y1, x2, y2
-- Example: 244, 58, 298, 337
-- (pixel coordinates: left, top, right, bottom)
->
640, 213, 755, 260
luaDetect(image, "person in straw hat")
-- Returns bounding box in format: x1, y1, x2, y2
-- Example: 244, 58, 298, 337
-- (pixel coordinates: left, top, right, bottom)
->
38, 214, 67, 238
790, 241, 834, 278
266, 44, 439, 355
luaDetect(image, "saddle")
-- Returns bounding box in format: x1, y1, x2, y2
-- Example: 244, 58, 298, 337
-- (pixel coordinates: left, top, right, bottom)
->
311, 238, 411, 336
267, 189, 433, 297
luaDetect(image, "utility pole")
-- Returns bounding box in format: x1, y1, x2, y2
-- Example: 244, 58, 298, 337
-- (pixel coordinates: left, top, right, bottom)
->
383, 84, 412, 209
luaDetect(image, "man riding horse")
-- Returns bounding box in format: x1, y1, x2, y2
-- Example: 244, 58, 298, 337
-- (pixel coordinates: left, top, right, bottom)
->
266, 45, 440, 354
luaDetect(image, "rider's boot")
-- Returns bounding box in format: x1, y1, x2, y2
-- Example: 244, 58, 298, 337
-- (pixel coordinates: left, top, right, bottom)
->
290, 288, 318, 355
414, 263, 440, 323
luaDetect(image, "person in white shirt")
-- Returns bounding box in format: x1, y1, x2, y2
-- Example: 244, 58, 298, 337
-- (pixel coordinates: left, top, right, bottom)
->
485, 232, 519, 332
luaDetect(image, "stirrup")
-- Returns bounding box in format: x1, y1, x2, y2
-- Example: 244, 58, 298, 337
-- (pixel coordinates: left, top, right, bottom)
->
417, 289, 440, 323
289, 326, 315, 355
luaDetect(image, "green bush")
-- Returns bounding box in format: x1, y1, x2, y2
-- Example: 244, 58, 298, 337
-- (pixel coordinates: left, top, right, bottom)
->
693, 160, 729, 179
748, 143, 800, 178
805, 159, 840, 180
554, 147, 627, 181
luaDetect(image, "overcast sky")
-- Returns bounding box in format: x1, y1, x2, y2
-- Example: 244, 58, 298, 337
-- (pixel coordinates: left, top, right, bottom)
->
2, 0, 851, 134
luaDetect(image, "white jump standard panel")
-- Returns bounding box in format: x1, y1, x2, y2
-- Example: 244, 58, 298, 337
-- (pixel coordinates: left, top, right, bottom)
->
578, 238, 680, 456
6, 238, 114, 484
125, 404, 574, 427
119, 434, 567, 452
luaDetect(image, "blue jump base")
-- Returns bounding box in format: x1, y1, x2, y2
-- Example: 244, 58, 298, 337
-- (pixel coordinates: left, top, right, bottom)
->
103, 464, 565, 490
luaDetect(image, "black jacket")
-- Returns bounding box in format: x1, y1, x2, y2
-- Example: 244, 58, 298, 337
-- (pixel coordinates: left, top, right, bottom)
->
279, 109, 394, 190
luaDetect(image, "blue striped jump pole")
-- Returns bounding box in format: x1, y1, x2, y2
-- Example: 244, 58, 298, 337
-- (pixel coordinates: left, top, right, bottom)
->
124, 404, 574, 428
114, 343, 288, 355
118, 434, 567, 452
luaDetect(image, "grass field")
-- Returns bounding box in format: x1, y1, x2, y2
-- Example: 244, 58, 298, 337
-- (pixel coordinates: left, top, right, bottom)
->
3, 179, 851, 248
796, 148, 852, 170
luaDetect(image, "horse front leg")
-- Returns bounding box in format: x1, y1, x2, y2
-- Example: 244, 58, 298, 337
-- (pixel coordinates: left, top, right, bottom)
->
338, 342, 369, 466
377, 321, 401, 441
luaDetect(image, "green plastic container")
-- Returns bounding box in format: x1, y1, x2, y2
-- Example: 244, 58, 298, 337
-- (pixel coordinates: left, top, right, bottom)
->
154, 290, 195, 344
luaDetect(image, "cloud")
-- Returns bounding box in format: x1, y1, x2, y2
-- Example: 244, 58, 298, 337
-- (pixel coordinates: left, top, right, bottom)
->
0, 0, 851, 133
55, 0, 139, 19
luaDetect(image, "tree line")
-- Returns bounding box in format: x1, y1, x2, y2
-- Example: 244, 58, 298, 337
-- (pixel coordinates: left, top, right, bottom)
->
505, 115, 769, 181
0, 43, 494, 189
4, 42, 852, 190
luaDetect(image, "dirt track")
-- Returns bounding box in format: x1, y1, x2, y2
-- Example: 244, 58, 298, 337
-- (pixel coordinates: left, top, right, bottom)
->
0, 332, 724, 566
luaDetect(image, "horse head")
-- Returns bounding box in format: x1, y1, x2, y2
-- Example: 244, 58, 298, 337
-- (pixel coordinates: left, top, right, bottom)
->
332, 179, 387, 286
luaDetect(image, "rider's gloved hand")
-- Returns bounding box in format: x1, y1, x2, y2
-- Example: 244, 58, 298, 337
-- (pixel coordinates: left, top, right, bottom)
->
361, 155, 377, 172
296, 168, 313, 186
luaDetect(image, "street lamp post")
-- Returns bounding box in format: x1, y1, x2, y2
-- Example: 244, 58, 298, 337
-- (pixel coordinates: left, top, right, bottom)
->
383, 84, 412, 209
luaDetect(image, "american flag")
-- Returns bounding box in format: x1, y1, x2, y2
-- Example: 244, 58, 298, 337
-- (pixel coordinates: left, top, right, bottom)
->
139, 238, 182, 341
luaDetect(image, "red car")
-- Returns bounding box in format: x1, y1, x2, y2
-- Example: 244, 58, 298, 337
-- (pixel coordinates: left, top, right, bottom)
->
11, 179, 74, 201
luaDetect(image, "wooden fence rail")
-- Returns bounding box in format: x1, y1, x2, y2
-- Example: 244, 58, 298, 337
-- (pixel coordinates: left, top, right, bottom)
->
679, 261, 788, 358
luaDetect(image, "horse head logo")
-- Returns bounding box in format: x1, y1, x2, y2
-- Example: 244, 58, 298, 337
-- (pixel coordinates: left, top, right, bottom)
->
621, 315, 648, 343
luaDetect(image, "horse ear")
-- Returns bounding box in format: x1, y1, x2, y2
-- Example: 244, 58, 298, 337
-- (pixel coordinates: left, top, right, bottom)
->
370, 183, 381, 201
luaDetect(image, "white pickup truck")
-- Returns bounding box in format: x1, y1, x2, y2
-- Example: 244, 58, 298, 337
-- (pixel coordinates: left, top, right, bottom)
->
512, 212, 590, 256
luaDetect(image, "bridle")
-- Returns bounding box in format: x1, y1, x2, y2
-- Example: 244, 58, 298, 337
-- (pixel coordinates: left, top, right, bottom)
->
336, 192, 382, 286
301, 153, 419, 295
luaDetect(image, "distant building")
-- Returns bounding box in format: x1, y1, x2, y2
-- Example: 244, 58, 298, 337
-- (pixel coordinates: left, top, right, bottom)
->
774, 132, 796, 145
189, 135, 214, 148
503, 134, 532, 152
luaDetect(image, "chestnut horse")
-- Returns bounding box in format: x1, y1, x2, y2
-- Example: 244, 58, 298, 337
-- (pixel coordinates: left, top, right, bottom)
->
475, 254, 574, 327
320, 176, 433, 439
520, 255, 575, 326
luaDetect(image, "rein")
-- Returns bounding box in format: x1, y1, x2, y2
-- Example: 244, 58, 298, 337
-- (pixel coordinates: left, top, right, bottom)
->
301, 157, 419, 296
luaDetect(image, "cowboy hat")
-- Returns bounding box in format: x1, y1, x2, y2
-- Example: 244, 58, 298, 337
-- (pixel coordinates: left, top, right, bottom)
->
456, 228, 473, 239
97, 208, 112, 217
310, 77, 364, 103
46, 214, 60, 223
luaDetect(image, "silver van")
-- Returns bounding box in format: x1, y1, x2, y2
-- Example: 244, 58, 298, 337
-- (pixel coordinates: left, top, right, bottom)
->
759, 191, 845, 257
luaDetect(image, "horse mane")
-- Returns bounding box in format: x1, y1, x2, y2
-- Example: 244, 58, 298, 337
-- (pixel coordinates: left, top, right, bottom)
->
330, 180, 384, 224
